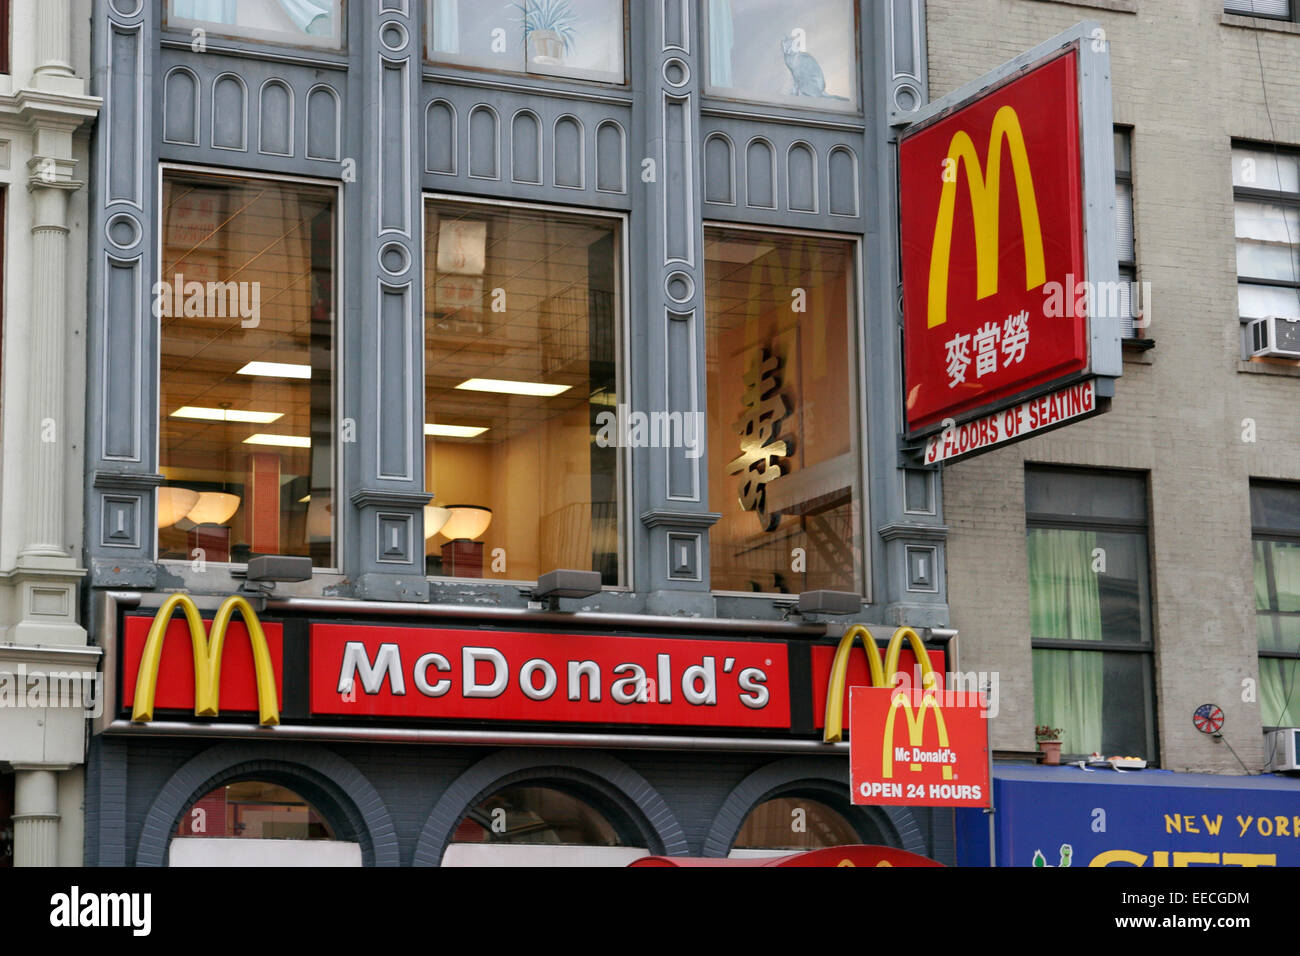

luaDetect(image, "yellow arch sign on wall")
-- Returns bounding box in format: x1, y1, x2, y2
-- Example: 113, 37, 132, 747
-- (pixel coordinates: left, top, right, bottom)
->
822, 624, 938, 744
131, 593, 280, 726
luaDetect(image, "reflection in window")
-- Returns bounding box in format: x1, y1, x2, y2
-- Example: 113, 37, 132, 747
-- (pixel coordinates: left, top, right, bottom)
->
166, 0, 342, 49
175, 781, 335, 840
428, 0, 624, 84
158, 172, 335, 566
452, 786, 624, 845
732, 796, 860, 852
1027, 468, 1155, 760
705, 228, 859, 594
424, 200, 621, 584
706, 0, 858, 111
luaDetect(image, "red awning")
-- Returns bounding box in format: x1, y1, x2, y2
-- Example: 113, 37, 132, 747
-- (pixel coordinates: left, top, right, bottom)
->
628, 845, 944, 867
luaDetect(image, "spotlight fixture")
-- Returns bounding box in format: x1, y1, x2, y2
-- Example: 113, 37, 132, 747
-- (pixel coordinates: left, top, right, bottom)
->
532, 569, 603, 610
796, 590, 863, 616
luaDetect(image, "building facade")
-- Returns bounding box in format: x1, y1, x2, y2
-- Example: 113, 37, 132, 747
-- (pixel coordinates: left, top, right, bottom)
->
79, 0, 968, 866
928, 0, 1300, 777
0, 0, 101, 867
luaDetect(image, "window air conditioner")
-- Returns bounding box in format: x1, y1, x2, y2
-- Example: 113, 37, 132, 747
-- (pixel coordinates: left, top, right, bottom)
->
1248, 315, 1300, 359
1265, 728, 1300, 773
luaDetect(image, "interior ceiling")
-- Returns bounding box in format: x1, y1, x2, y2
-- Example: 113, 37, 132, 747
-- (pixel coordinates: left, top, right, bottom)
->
702, 230, 853, 348
160, 176, 332, 475
424, 202, 619, 443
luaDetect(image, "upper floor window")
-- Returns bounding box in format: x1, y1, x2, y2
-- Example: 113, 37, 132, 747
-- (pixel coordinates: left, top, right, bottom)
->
704, 227, 861, 595
1225, 0, 1298, 21
1232, 145, 1300, 325
157, 169, 337, 567
704, 0, 859, 113
427, 0, 626, 85
424, 197, 623, 585
165, 0, 343, 50
1251, 481, 1300, 728
1114, 128, 1139, 338
1026, 467, 1156, 761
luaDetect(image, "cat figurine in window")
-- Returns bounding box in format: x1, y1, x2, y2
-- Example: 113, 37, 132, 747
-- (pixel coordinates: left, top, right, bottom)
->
781, 36, 849, 101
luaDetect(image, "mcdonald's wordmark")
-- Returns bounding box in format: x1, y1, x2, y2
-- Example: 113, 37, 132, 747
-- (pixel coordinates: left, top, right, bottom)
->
849, 685, 990, 808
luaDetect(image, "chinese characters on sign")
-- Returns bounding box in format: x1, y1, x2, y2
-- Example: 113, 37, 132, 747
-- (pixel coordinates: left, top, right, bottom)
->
944, 309, 1030, 388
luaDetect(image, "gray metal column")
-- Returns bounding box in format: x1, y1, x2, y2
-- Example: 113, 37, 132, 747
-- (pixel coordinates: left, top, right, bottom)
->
632, 0, 718, 615
866, 0, 948, 626
85, 0, 162, 588
344, 0, 430, 602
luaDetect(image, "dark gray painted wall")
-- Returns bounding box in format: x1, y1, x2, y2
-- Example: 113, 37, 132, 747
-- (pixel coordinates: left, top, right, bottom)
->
84, 736, 955, 866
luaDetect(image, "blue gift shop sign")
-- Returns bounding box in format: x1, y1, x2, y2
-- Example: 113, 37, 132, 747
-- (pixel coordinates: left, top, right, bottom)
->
956, 765, 1300, 867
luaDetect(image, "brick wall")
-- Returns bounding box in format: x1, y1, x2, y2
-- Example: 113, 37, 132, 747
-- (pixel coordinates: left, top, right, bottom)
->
927, 0, 1300, 771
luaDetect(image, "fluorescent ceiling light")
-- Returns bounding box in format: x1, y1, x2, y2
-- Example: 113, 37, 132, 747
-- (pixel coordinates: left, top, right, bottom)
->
243, 434, 311, 448
171, 406, 284, 424
237, 361, 312, 379
425, 423, 488, 438
455, 378, 570, 397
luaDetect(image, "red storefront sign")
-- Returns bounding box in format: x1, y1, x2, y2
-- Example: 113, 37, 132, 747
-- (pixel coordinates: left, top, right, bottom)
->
310, 624, 790, 728
849, 686, 990, 808
900, 49, 1088, 433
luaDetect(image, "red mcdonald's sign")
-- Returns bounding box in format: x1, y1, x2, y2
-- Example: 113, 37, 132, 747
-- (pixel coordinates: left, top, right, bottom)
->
899, 24, 1120, 448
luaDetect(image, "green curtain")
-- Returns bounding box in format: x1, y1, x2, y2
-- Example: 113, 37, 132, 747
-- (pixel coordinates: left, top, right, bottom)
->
1256, 540, 1300, 725
1261, 657, 1300, 727
1029, 529, 1104, 754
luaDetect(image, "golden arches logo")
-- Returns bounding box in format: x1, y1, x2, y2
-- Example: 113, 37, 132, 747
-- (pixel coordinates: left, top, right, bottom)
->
131, 593, 280, 726
881, 690, 952, 782
823, 624, 936, 743
927, 104, 1046, 329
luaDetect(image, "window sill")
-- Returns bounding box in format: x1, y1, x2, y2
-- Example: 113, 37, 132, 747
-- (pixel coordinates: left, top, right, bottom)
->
1221, 13, 1300, 36
1032, 0, 1137, 13
1122, 337, 1155, 364
1239, 356, 1300, 377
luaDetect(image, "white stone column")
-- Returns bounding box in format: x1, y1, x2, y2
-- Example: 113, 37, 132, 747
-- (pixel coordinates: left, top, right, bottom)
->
12, 766, 64, 867
19, 178, 77, 562
34, 0, 74, 78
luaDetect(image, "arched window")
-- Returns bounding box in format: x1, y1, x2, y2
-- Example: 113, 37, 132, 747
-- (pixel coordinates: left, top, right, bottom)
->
443, 784, 647, 867
170, 780, 360, 866
730, 793, 870, 858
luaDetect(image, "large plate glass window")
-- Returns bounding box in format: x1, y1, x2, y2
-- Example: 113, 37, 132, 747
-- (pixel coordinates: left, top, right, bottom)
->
158, 170, 336, 567
427, 0, 625, 84
1250, 481, 1300, 727
165, 0, 343, 49
704, 227, 860, 595
1026, 467, 1156, 761
424, 198, 622, 585
704, 0, 859, 112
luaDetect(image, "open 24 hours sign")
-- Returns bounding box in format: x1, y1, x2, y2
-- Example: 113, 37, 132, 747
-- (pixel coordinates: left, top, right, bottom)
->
899, 23, 1122, 461
849, 686, 990, 808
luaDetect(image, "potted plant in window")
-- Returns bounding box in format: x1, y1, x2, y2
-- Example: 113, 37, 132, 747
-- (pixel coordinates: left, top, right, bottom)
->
515, 0, 578, 66
1035, 726, 1064, 765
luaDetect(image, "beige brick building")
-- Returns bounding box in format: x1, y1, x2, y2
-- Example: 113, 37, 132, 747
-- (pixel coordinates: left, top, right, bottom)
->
926, 0, 1300, 772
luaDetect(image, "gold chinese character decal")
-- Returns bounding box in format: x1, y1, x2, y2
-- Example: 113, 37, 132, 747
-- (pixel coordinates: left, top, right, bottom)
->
728, 348, 792, 532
